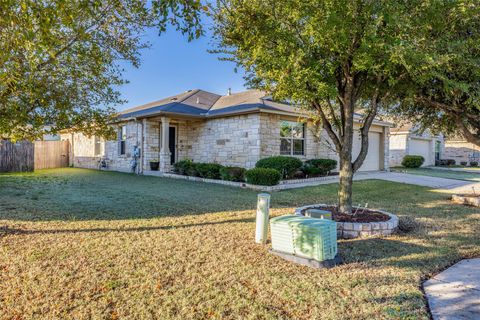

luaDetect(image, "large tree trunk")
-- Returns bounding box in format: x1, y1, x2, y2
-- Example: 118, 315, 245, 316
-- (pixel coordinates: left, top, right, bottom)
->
337, 80, 355, 213
338, 152, 354, 213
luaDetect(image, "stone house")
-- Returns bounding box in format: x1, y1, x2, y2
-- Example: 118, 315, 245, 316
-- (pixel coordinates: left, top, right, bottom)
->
389, 123, 444, 167
443, 137, 480, 164
61, 89, 392, 173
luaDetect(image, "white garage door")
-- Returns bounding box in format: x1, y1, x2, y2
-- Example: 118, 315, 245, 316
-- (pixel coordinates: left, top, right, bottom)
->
409, 139, 431, 166
352, 131, 381, 171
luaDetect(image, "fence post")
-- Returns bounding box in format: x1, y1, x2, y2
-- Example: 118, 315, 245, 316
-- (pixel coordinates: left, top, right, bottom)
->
255, 193, 271, 244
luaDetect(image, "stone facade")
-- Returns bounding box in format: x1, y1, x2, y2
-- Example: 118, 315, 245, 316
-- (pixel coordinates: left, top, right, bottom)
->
61, 120, 142, 172
63, 112, 390, 173
179, 114, 261, 168
389, 130, 443, 167
443, 140, 480, 164
389, 133, 408, 167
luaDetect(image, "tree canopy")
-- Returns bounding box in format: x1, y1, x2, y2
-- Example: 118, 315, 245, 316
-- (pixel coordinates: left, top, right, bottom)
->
391, 1, 480, 145
0, 0, 205, 140
213, 0, 424, 212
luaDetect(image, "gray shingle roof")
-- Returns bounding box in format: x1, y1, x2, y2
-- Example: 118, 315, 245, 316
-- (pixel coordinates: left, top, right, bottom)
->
118, 89, 300, 119
118, 89, 392, 127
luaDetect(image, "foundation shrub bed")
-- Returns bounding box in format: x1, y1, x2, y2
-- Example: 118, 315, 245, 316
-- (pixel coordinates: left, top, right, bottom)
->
438, 159, 456, 166
245, 168, 282, 186
255, 156, 302, 179
173, 159, 196, 175
302, 158, 337, 176
219, 166, 246, 182
193, 163, 224, 179
174, 160, 248, 182
402, 155, 425, 168
469, 161, 478, 167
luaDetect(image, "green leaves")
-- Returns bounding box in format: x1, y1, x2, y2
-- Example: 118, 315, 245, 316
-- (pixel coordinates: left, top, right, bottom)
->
0, 0, 204, 140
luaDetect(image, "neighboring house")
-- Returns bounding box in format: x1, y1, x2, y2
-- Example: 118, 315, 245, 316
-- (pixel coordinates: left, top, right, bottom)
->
389, 123, 443, 167
60, 89, 392, 173
443, 137, 480, 164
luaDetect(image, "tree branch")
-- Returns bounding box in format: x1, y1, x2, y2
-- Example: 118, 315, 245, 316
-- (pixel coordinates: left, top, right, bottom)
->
352, 86, 380, 172
311, 100, 342, 151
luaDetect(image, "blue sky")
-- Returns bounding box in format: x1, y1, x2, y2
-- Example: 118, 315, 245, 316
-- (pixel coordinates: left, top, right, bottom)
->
117, 27, 246, 111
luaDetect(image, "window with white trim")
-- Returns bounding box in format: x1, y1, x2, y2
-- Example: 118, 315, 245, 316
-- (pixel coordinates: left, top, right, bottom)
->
119, 126, 126, 155
280, 121, 305, 156
94, 136, 102, 156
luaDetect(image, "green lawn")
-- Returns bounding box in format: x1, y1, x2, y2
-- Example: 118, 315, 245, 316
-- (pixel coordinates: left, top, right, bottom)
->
1, 168, 479, 319
392, 167, 480, 182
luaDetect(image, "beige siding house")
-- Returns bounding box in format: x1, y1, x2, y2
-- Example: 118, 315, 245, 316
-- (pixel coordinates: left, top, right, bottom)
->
61, 89, 391, 173
389, 123, 443, 167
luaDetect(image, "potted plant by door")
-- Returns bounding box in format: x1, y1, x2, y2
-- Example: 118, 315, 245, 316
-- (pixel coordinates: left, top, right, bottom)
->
150, 159, 160, 171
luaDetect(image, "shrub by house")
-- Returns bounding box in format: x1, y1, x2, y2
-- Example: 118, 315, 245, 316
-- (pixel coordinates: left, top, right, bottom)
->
401, 155, 425, 168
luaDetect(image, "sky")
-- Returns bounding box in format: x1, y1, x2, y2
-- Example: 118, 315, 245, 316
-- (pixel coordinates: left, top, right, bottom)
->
116, 27, 246, 112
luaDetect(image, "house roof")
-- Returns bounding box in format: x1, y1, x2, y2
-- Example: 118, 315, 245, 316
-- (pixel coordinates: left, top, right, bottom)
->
118, 89, 392, 126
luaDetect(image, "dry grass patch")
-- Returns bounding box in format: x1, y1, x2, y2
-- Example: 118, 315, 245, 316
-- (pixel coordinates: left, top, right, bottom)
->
1, 169, 479, 319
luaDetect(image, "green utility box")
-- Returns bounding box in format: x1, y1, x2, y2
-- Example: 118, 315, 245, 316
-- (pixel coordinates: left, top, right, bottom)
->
270, 215, 337, 261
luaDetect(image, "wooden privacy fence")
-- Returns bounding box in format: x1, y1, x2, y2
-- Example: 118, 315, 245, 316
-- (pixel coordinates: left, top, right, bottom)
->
34, 140, 69, 170
0, 140, 34, 172
0, 139, 69, 172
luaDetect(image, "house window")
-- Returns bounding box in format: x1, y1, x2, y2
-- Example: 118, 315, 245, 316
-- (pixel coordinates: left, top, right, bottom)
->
119, 126, 126, 155
94, 136, 102, 156
280, 121, 305, 156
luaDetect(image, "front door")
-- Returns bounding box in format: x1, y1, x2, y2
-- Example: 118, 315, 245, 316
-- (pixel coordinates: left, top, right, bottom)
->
169, 126, 176, 164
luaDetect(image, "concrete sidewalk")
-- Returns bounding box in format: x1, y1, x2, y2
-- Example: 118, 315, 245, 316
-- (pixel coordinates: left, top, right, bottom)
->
355, 171, 472, 189
424, 259, 480, 320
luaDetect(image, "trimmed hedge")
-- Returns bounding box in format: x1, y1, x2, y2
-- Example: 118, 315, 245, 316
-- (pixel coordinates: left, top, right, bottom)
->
255, 156, 302, 178
219, 166, 246, 182
195, 163, 224, 179
173, 159, 196, 175
438, 159, 456, 166
470, 161, 478, 167
303, 158, 337, 175
460, 161, 468, 166
245, 168, 281, 186
401, 155, 425, 168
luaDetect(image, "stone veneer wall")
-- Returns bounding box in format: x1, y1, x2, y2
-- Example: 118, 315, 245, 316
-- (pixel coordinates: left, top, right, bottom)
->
259, 113, 333, 161
142, 120, 160, 169
389, 133, 407, 167
177, 114, 262, 168
443, 140, 480, 164
60, 132, 105, 169
103, 121, 142, 172
63, 113, 390, 173
258, 113, 389, 171
61, 120, 143, 172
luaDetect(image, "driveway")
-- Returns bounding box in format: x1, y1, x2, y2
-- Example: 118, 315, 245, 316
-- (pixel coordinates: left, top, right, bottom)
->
357, 171, 480, 193
274, 171, 480, 193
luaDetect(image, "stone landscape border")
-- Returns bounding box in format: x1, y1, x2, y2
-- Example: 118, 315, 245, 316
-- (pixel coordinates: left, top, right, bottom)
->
143, 170, 340, 191
295, 204, 399, 239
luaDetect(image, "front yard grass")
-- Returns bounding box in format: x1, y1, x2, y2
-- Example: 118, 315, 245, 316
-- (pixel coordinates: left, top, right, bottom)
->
1, 168, 479, 319
392, 167, 480, 182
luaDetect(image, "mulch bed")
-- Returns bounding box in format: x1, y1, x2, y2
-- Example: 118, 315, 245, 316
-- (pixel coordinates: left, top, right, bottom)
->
302, 205, 390, 223
287, 172, 339, 180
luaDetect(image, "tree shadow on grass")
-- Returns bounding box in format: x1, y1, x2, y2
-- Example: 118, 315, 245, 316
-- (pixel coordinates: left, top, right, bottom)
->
1, 217, 256, 236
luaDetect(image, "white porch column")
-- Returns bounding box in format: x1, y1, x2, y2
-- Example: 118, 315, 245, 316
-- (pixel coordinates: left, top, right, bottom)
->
159, 116, 171, 172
